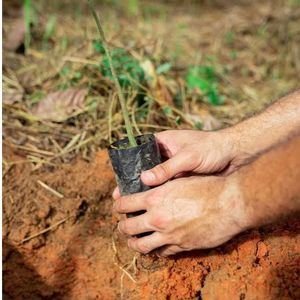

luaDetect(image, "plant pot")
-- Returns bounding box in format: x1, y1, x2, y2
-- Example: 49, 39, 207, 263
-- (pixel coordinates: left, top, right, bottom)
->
108, 134, 161, 218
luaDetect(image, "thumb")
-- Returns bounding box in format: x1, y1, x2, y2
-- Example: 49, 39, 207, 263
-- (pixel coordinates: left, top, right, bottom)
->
141, 152, 192, 186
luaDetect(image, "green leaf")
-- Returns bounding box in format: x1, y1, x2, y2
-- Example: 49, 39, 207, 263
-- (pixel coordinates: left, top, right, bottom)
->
186, 65, 223, 106
28, 91, 45, 105
93, 40, 105, 54
128, 0, 139, 16
73, 71, 83, 80
175, 116, 181, 125
207, 88, 222, 106
195, 121, 203, 130
43, 15, 57, 42
225, 31, 235, 45
156, 62, 172, 74
60, 66, 70, 77
162, 106, 172, 116
230, 50, 238, 59
100, 47, 144, 88
174, 92, 183, 108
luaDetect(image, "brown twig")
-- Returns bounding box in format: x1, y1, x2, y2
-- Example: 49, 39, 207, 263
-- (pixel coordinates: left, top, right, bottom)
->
37, 180, 64, 199
19, 215, 72, 244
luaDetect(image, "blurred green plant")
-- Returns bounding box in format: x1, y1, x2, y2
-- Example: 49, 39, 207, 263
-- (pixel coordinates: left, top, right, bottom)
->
93, 40, 145, 88
128, 0, 139, 16
225, 31, 235, 45
257, 24, 269, 38
43, 15, 57, 47
60, 36, 68, 51
24, 0, 31, 52
162, 106, 172, 116
93, 40, 105, 54
58, 66, 84, 90
186, 65, 223, 106
230, 50, 238, 59
195, 121, 203, 130
27, 90, 45, 105
288, 0, 300, 5
156, 62, 172, 75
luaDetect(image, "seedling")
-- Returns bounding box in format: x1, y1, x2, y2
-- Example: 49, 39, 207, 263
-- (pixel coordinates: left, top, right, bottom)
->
88, 0, 137, 147
88, 1, 161, 224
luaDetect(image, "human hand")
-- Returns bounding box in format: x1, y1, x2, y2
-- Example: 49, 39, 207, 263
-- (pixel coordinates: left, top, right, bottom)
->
112, 129, 253, 199
113, 175, 250, 256
140, 129, 247, 187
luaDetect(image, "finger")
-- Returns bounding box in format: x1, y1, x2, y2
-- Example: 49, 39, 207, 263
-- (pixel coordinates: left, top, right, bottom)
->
154, 130, 176, 144
112, 186, 121, 200
141, 151, 193, 186
154, 131, 176, 158
128, 232, 167, 254
156, 245, 182, 257
118, 214, 152, 235
113, 193, 147, 214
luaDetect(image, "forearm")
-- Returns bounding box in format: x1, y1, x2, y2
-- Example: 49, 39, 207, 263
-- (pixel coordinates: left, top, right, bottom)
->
237, 134, 300, 228
227, 90, 300, 165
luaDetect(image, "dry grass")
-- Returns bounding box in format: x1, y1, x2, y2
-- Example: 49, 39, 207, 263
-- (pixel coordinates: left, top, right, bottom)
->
3, 0, 300, 168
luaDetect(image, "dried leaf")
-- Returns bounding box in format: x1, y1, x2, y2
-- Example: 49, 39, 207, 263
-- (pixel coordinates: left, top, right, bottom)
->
155, 77, 173, 105
3, 0, 23, 17
141, 59, 173, 105
31, 89, 87, 122
3, 91, 23, 104
4, 16, 25, 52
199, 112, 222, 131
141, 59, 157, 88
185, 110, 222, 131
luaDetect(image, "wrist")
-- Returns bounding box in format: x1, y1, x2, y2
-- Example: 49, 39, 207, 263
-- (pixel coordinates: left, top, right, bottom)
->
220, 125, 255, 169
223, 173, 260, 231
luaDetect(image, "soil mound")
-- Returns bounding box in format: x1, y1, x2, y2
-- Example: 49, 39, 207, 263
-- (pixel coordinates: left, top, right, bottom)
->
3, 148, 300, 299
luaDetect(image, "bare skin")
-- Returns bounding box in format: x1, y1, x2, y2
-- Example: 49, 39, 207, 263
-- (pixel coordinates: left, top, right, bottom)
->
113, 90, 300, 256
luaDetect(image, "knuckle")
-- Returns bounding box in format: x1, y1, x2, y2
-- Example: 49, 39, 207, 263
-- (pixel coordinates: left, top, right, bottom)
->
145, 190, 161, 207
157, 163, 170, 179
151, 213, 170, 230
145, 194, 154, 206
136, 240, 150, 254
118, 200, 126, 213
120, 220, 131, 235
114, 200, 121, 212
186, 151, 199, 167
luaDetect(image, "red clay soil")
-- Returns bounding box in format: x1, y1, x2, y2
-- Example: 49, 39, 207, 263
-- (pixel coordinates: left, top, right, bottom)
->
3, 147, 300, 299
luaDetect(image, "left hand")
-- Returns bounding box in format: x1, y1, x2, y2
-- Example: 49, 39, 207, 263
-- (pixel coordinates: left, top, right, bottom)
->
113, 175, 249, 257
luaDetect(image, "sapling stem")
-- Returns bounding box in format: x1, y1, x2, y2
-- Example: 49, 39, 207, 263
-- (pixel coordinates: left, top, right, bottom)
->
88, 0, 137, 147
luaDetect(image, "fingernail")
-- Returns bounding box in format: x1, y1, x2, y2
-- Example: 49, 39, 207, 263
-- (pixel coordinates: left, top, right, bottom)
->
142, 170, 155, 182
112, 187, 120, 199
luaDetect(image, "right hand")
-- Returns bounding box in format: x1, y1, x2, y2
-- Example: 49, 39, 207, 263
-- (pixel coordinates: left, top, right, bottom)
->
140, 129, 246, 186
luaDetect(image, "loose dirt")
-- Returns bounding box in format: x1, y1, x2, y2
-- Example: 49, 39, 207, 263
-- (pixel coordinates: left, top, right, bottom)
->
3, 147, 300, 299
